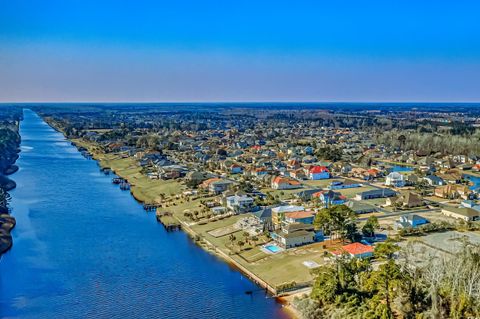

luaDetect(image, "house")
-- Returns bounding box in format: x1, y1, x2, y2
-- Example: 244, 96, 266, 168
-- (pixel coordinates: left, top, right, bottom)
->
328, 179, 362, 190
442, 207, 480, 222
202, 178, 233, 194
394, 214, 429, 229
294, 188, 323, 201
307, 166, 330, 180
312, 190, 347, 207
226, 195, 254, 213
211, 206, 227, 215
251, 208, 273, 229
271, 205, 305, 225
434, 184, 472, 200
345, 201, 377, 214
287, 159, 301, 170
366, 169, 382, 180
355, 188, 397, 200
252, 167, 269, 178
229, 164, 243, 174
290, 168, 307, 180
423, 175, 446, 186
284, 211, 316, 225
271, 176, 302, 190
271, 223, 321, 248
386, 192, 424, 208
331, 242, 374, 259
385, 172, 406, 187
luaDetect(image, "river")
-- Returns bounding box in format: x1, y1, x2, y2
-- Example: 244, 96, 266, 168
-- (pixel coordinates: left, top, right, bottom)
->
0, 110, 288, 319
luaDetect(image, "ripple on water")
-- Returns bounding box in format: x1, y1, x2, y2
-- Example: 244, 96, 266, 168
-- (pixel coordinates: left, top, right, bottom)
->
0, 110, 289, 319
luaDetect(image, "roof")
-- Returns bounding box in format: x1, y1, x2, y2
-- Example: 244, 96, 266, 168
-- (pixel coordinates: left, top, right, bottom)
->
332, 243, 374, 256
309, 166, 329, 174
285, 211, 315, 219
272, 176, 301, 185
272, 205, 305, 214
443, 207, 480, 218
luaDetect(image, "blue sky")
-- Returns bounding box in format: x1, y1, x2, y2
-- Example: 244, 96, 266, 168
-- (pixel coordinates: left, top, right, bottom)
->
1, 0, 480, 102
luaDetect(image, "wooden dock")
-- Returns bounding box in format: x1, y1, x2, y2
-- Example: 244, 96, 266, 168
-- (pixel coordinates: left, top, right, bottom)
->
155, 210, 181, 231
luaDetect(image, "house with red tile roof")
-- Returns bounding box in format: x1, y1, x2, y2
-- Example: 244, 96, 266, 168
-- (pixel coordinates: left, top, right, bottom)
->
332, 242, 374, 259
284, 211, 315, 224
271, 176, 302, 190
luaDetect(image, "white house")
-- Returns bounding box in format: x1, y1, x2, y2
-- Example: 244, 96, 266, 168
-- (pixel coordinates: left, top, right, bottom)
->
385, 172, 405, 187
226, 195, 254, 213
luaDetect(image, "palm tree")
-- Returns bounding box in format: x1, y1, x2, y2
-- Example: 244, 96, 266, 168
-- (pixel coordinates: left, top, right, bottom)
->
251, 235, 259, 246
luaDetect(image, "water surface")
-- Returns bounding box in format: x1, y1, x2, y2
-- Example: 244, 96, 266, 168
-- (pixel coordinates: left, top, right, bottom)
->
0, 110, 287, 319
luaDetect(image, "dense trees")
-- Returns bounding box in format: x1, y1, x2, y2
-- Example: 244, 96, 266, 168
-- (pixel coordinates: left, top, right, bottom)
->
315, 146, 343, 161
297, 242, 480, 319
374, 129, 480, 155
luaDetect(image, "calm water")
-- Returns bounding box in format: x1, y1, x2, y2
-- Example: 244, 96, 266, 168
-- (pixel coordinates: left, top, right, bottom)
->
0, 110, 287, 319
391, 165, 414, 173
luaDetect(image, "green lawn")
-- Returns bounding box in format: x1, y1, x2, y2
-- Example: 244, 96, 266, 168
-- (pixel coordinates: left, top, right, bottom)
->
191, 214, 330, 288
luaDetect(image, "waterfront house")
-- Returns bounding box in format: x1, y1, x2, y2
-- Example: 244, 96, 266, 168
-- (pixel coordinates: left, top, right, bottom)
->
271, 205, 305, 226
284, 210, 315, 225
202, 178, 234, 194
331, 242, 374, 259
271, 223, 320, 249
226, 195, 254, 213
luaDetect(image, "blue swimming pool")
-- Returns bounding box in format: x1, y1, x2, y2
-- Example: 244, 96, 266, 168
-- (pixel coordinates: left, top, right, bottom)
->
264, 244, 282, 253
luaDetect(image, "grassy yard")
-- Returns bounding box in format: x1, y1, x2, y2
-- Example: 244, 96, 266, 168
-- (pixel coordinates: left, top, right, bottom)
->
191, 213, 336, 288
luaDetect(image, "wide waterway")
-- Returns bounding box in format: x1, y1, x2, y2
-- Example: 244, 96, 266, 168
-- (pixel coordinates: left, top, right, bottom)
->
0, 110, 288, 319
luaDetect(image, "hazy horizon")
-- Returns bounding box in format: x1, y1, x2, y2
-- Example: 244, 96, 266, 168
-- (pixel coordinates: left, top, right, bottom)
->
1, 1, 480, 102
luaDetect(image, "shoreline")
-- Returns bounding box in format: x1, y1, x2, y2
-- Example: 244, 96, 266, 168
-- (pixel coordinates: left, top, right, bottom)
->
62, 134, 302, 318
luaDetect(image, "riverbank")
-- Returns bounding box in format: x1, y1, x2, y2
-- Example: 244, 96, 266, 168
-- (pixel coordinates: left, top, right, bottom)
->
0, 214, 15, 256
67, 138, 302, 318
0, 123, 20, 257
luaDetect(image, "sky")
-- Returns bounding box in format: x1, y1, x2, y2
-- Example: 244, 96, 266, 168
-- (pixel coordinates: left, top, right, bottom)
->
1, 0, 480, 102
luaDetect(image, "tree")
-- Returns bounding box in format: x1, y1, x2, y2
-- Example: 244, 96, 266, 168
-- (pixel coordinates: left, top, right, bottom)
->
314, 205, 357, 242
228, 234, 236, 246
237, 240, 245, 251
374, 239, 400, 260
362, 216, 379, 238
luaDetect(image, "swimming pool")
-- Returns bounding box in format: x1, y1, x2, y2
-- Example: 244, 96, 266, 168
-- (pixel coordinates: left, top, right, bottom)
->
264, 244, 282, 253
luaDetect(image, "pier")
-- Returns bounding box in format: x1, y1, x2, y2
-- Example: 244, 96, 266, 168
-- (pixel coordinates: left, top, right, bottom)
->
155, 210, 181, 231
